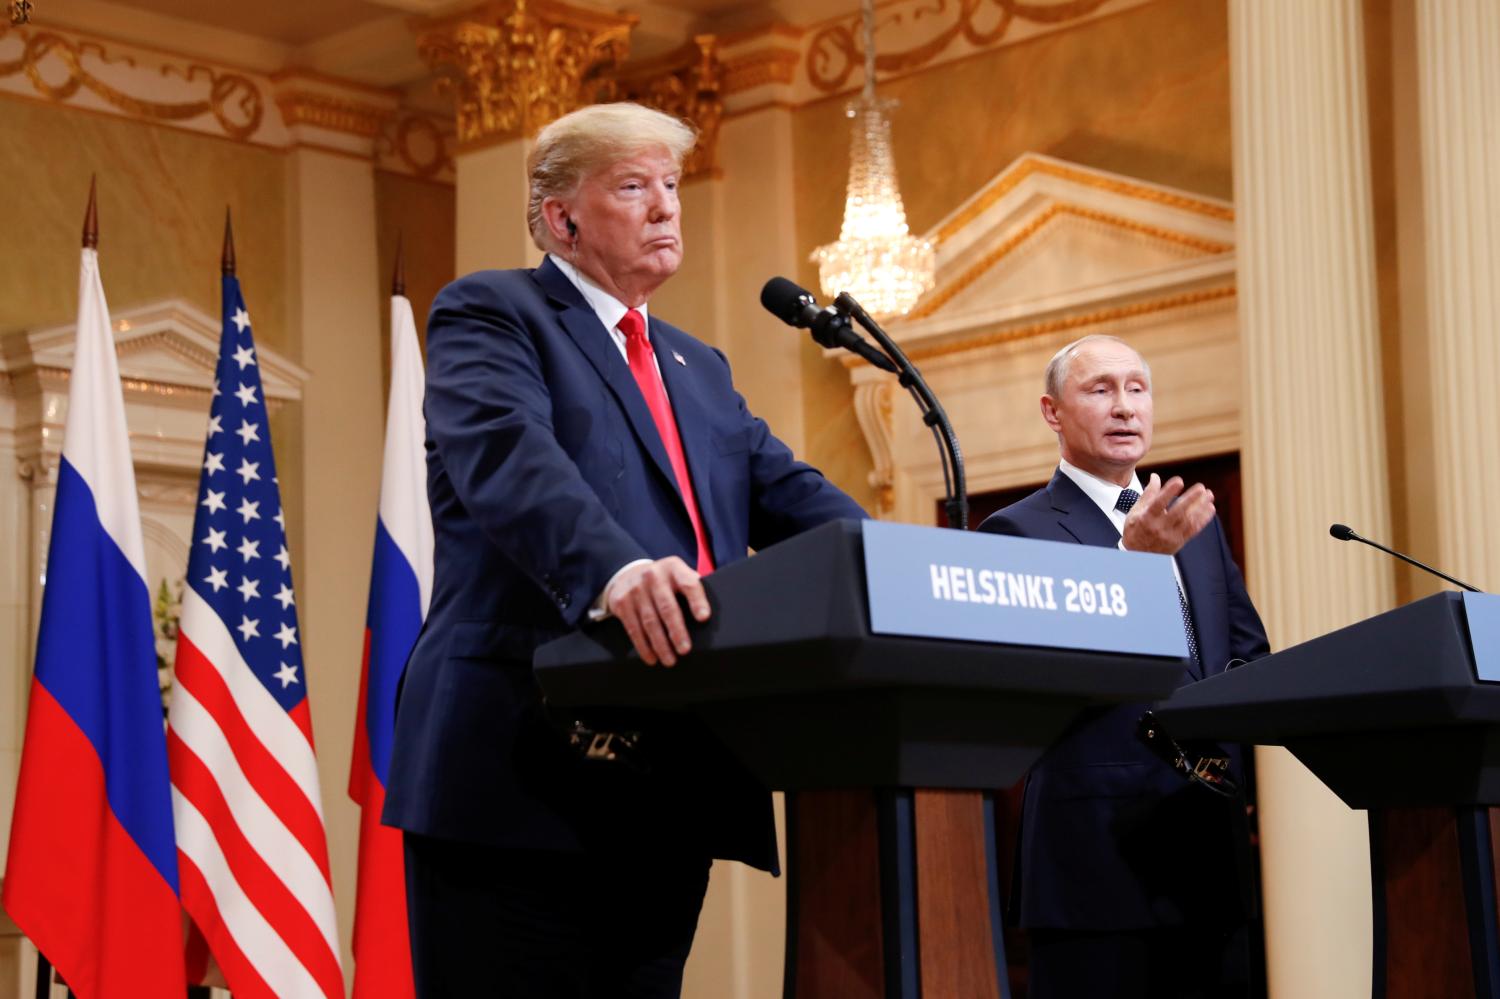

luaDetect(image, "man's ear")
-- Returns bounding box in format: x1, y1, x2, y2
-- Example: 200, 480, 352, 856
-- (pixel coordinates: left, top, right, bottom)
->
541, 198, 575, 246
1040, 395, 1064, 434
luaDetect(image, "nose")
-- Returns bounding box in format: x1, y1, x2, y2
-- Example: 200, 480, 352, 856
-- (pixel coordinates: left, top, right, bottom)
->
648, 180, 678, 223
1111, 390, 1135, 418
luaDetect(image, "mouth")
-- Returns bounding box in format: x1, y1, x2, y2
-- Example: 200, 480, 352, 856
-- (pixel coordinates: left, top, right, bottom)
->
1105, 430, 1140, 442
646, 236, 679, 249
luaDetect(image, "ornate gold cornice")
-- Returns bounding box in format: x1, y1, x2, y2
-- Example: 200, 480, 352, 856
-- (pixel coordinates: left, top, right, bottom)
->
806, 0, 1113, 94
0, 23, 263, 139
613, 35, 723, 178
275, 90, 391, 139
723, 47, 800, 94
909, 202, 1230, 321
415, 0, 636, 146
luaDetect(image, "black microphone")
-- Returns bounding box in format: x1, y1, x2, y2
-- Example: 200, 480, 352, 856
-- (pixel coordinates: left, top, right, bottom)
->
1329, 523, 1483, 592
759, 277, 898, 373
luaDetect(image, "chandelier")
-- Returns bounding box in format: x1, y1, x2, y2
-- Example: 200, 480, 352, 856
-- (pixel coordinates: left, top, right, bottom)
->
811, 0, 935, 318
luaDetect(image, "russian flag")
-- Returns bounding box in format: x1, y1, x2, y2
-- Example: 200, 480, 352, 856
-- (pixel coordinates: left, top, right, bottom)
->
348, 281, 432, 998
3, 225, 187, 996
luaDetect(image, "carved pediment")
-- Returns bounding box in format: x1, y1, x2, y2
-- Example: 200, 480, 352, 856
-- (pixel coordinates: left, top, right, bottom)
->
2, 298, 307, 403
0, 298, 309, 476
884, 153, 1235, 356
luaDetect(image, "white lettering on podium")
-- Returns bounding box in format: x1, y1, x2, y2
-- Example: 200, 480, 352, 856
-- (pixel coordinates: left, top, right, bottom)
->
930, 563, 951, 600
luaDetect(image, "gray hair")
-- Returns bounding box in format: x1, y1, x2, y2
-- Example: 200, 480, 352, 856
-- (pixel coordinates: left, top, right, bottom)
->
1043, 334, 1152, 397
526, 102, 698, 254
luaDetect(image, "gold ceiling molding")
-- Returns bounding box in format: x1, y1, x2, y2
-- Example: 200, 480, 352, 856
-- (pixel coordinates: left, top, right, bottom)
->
613, 35, 723, 178
935, 155, 1234, 246
275, 90, 391, 139
909, 202, 1230, 321
415, 0, 636, 147
889, 285, 1238, 365
0, 23, 264, 140
805, 0, 1113, 94
722, 47, 800, 94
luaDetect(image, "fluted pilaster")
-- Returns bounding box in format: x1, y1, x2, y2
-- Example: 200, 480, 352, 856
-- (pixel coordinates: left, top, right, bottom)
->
1230, 1, 1394, 995
1414, 0, 1500, 592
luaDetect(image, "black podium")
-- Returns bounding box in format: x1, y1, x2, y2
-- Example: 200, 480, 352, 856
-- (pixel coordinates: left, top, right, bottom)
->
1156, 592, 1500, 999
536, 520, 1188, 999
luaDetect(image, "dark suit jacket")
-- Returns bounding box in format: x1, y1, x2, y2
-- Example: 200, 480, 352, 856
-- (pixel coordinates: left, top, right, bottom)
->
978, 469, 1269, 930
382, 258, 865, 873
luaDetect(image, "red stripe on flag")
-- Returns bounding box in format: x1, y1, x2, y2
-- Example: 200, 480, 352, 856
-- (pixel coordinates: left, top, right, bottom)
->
174, 633, 333, 884
169, 730, 345, 998
349, 628, 374, 806
177, 851, 279, 999
2, 683, 187, 999
351, 778, 416, 999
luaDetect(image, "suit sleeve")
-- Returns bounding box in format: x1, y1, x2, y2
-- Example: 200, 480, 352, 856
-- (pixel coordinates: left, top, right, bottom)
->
1215, 520, 1271, 665
976, 512, 1023, 537
708, 349, 868, 550
424, 277, 647, 627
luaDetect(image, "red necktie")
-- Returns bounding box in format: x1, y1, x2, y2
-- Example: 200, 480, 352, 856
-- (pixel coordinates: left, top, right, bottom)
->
618, 308, 714, 574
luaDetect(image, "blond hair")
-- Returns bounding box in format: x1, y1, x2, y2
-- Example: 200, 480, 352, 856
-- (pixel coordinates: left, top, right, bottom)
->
526, 103, 698, 253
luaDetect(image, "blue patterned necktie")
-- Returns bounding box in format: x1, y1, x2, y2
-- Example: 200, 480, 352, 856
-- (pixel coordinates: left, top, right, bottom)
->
1116, 488, 1202, 675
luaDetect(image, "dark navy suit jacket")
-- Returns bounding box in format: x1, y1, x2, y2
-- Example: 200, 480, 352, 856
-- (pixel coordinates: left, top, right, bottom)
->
978, 469, 1269, 930
382, 258, 865, 873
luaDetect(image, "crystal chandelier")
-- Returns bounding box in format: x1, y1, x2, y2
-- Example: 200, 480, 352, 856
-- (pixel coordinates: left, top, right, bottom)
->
812, 0, 935, 318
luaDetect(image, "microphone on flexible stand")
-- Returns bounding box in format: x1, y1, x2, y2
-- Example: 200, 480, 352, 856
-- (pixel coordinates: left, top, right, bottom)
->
1329, 523, 1484, 592
758, 276, 898, 373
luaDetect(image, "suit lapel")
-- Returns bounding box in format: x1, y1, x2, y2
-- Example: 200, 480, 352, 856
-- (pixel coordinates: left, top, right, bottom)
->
535, 259, 679, 497
1046, 471, 1123, 549
651, 320, 720, 555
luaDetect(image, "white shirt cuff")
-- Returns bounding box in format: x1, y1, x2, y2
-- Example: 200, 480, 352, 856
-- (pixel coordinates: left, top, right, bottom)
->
588, 558, 654, 621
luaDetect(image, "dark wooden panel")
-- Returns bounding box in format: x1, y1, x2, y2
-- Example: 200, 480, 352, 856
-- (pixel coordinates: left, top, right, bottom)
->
914, 789, 1003, 999
1376, 807, 1475, 998
788, 790, 886, 999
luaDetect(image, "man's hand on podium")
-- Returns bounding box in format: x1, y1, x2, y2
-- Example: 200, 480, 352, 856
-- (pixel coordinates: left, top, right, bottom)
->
1122, 473, 1215, 556
606, 556, 712, 667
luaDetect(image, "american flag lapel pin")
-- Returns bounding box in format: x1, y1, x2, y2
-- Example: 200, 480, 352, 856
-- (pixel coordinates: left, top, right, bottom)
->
672, 350, 687, 366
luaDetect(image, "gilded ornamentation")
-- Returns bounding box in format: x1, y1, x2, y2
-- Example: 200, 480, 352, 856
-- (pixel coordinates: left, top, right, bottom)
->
909, 202, 1231, 320
722, 47, 799, 94
806, 0, 1113, 93
376, 112, 455, 180
276, 90, 391, 138
0, 25, 264, 139
934, 155, 1233, 246
8, 0, 31, 26
614, 35, 723, 178
416, 0, 635, 146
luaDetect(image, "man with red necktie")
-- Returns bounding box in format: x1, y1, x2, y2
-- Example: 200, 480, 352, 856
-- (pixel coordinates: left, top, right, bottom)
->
383, 102, 865, 998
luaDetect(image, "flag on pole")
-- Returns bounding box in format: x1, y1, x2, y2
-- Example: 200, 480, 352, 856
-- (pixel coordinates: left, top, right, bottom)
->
3, 180, 188, 998
166, 215, 344, 999
348, 244, 431, 999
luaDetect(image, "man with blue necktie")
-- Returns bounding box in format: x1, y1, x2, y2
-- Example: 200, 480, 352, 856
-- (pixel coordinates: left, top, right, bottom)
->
978, 334, 1270, 999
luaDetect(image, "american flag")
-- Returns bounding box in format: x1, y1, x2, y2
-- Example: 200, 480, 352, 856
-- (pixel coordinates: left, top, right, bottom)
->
166, 270, 344, 998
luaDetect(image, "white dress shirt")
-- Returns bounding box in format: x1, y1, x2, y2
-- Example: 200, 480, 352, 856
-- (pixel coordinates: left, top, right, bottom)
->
1056, 458, 1188, 600
547, 255, 667, 617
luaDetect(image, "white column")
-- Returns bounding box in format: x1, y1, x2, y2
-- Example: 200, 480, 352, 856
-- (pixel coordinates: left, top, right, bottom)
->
283, 142, 384, 980
455, 138, 541, 275
1229, 2, 1394, 997
1413, 0, 1500, 590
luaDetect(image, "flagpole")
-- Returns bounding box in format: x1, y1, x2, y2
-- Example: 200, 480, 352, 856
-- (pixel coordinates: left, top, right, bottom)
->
392, 230, 405, 297
221, 208, 235, 276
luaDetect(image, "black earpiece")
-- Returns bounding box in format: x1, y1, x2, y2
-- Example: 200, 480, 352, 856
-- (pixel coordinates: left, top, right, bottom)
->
566, 219, 578, 237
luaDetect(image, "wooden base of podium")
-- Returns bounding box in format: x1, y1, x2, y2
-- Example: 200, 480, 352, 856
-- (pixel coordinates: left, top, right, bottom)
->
783, 789, 1010, 999
1370, 806, 1500, 998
